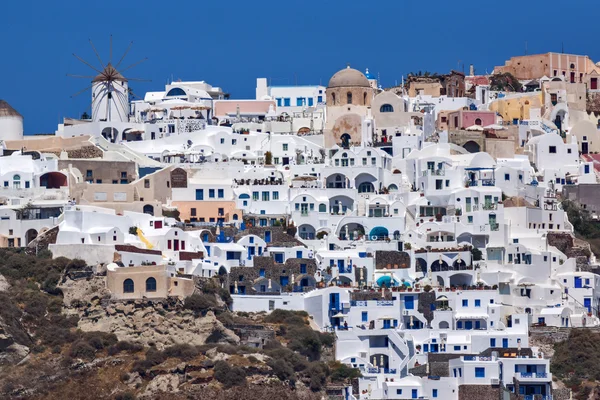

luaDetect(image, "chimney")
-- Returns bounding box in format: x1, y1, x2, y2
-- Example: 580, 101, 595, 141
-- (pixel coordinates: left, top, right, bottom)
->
469, 64, 475, 76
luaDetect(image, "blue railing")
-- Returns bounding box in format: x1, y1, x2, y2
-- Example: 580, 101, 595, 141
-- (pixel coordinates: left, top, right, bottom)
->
377, 300, 394, 306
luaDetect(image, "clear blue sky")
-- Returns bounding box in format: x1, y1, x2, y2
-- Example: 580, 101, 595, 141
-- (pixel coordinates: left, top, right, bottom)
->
1, 0, 598, 134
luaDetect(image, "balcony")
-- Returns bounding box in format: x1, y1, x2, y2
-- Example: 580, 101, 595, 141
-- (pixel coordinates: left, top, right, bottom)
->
523, 395, 552, 400
468, 179, 496, 187
463, 355, 495, 361
517, 372, 551, 381
423, 169, 445, 176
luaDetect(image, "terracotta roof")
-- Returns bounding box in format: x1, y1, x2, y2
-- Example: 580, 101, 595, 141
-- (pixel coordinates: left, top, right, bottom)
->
179, 251, 204, 261
115, 244, 162, 255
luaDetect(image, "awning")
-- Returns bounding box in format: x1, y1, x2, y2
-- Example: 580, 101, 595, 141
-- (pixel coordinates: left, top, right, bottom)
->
436, 295, 449, 301
378, 316, 396, 320
332, 312, 346, 318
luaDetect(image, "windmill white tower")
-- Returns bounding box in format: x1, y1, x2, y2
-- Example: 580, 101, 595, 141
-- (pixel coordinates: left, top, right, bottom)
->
92, 63, 129, 122
68, 37, 148, 123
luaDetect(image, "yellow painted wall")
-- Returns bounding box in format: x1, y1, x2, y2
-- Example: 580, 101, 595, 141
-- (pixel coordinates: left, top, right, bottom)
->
489, 93, 542, 121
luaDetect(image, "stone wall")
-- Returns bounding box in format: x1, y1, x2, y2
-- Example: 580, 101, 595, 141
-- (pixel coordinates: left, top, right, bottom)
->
375, 251, 410, 269
229, 256, 317, 294
196, 225, 304, 248
228, 324, 275, 349
25, 225, 58, 255
458, 385, 501, 400
418, 291, 436, 324
350, 289, 393, 301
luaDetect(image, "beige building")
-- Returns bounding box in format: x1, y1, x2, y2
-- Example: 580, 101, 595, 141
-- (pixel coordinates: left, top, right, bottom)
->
407, 71, 465, 97
59, 159, 137, 185
325, 67, 374, 147
106, 264, 195, 300
494, 52, 600, 82
570, 120, 600, 154
371, 91, 423, 138
171, 200, 241, 223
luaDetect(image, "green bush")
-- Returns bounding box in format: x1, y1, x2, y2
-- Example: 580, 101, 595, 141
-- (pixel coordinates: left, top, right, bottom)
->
36, 249, 53, 259
83, 331, 118, 350
470, 247, 483, 261
329, 361, 362, 382
131, 347, 166, 374
307, 362, 329, 391
286, 325, 325, 361
264, 347, 308, 372
163, 343, 199, 361
264, 309, 308, 326
213, 360, 246, 388
69, 341, 96, 359
184, 293, 217, 314
268, 358, 295, 382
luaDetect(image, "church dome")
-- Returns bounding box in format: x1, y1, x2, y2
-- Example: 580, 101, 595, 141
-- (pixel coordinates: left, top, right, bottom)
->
328, 66, 370, 88
0, 100, 22, 119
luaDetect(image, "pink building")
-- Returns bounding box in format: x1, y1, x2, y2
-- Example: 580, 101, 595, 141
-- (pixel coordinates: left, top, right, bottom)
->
447, 110, 496, 130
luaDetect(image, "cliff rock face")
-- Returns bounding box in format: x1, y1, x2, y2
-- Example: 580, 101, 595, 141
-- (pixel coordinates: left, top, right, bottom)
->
62, 276, 239, 349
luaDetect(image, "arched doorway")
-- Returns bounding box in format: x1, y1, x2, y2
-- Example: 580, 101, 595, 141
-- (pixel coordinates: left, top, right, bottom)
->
340, 133, 351, 148
370, 354, 389, 372
297, 127, 310, 135
101, 127, 119, 143
431, 259, 449, 272
25, 229, 38, 245
463, 140, 481, 153
369, 226, 389, 241
298, 224, 316, 240
39, 172, 68, 189
416, 258, 427, 275
143, 204, 154, 216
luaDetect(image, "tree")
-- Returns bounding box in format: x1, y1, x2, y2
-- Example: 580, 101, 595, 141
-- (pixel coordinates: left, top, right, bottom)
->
265, 151, 273, 165
490, 73, 522, 92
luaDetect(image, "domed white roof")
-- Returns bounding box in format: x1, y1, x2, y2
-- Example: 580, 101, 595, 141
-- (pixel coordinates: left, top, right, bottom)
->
328, 66, 370, 88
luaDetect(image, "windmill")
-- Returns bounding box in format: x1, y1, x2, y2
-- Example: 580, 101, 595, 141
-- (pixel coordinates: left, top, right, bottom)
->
68, 36, 149, 123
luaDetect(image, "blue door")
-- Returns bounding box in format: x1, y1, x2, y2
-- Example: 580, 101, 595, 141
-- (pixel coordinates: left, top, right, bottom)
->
296, 250, 303, 258
330, 293, 340, 311
475, 321, 481, 329
490, 338, 496, 347
247, 246, 255, 260
575, 277, 583, 288
383, 320, 391, 329
280, 276, 289, 286
404, 295, 414, 310
464, 321, 473, 330
274, 253, 284, 263
584, 298, 592, 313
337, 259, 345, 272
265, 231, 271, 243
502, 338, 509, 348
